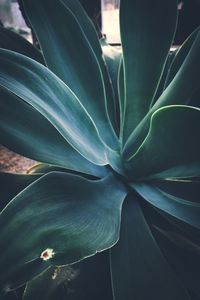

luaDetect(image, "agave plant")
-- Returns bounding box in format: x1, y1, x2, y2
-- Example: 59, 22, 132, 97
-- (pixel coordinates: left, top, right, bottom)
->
0, 0, 200, 299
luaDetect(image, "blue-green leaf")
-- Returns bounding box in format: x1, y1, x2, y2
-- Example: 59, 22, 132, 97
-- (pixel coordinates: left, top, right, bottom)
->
0, 87, 107, 177
0, 49, 108, 165
0, 172, 40, 211
124, 31, 200, 156
120, 0, 177, 143
0, 172, 127, 290
154, 226, 200, 298
133, 183, 200, 229
22, 0, 118, 149
164, 27, 200, 89
0, 27, 44, 64
26, 163, 107, 179
110, 195, 189, 300
124, 106, 200, 180
153, 179, 200, 203
23, 252, 112, 300
101, 39, 122, 132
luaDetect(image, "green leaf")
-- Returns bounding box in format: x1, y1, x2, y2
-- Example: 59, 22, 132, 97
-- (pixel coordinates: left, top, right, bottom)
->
26, 163, 107, 179
118, 60, 124, 131
153, 225, 200, 298
150, 51, 176, 107
22, 0, 118, 149
155, 226, 200, 256
0, 49, 108, 165
153, 179, 200, 203
0, 172, 127, 290
110, 195, 189, 300
0, 87, 107, 177
101, 39, 122, 131
0, 172, 40, 211
59, 0, 119, 134
60, 0, 119, 135
124, 31, 200, 157
164, 27, 200, 89
23, 252, 112, 300
133, 183, 200, 229
0, 27, 44, 64
120, 0, 177, 143
124, 106, 200, 180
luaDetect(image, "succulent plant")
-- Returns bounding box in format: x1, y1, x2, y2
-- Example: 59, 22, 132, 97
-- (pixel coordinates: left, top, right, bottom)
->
0, 0, 200, 299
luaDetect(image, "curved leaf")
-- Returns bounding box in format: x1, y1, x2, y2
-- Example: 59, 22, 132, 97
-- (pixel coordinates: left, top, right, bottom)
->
110, 195, 189, 300
0, 172, 127, 290
0, 172, 40, 211
164, 27, 200, 89
59, 0, 118, 135
0, 27, 44, 64
154, 226, 200, 298
150, 50, 176, 107
124, 31, 200, 157
0, 87, 107, 177
26, 163, 107, 179
133, 183, 200, 230
124, 106, 200, 180
118, 59, 124, 131
23, 252, 112, 300
120, 0, 177, 143
101, 39, 122, 132
0, 49, 108, 165
154, 179, 200, 203
22, 0, 118, 149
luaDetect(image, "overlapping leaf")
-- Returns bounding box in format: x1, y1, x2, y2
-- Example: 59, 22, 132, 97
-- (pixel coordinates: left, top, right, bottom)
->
124, 31, 200, 157
164, 27, 200, 90
23, 252, 112, 300
0, 172, 127, 290
110, 196, 189, 300
0, 27, 44, 64
22, 0, 118, 149
0, 49, 108, 165
120, 0, 177, 143
133, 183, 200, 229
0, 172, 40, 211
0, 86, 107, 177
101, 39, 122, 131
124, 106, 200, 180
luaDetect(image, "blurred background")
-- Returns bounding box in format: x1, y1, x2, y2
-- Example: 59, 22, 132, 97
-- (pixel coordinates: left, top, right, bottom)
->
0, 0, 200, 45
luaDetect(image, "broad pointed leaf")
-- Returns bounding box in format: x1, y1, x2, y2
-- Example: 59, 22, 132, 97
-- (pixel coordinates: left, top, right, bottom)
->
110, 195, 189, 300
0, 172, 127, 290
154, 225, 200, 298
124, 32, 200, 156
23, 252, 112, 300
164, 27, 200, 89
124, 106, 200, 180
0, 27, 44, 64
0, 172, 40, 211
154, 179, 200, 203
0, 87, 107, 177
56, 0, 118, 133
22, 0, 118, 149
26, 163, 106, 179
150, 50, 176, 107
101, 39, 122, 132
120, 0, 177, 143
133, 183, 200, 229
0, 49, 108, 165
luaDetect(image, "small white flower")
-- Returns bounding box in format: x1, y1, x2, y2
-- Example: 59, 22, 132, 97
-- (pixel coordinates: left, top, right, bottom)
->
40, 248, 55, 261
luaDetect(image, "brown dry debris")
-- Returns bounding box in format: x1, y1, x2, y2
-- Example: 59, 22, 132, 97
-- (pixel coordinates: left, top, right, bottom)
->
0, 145, 36, 173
